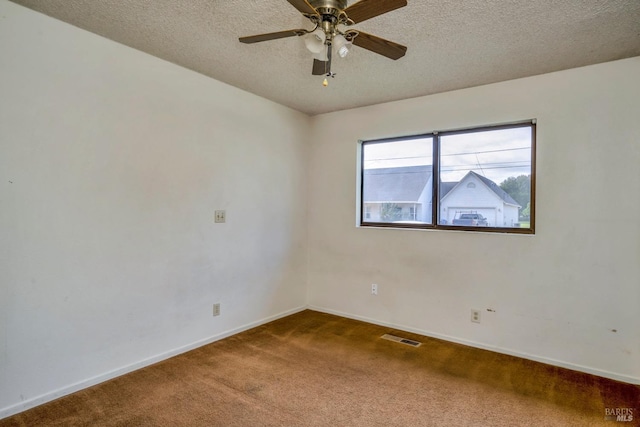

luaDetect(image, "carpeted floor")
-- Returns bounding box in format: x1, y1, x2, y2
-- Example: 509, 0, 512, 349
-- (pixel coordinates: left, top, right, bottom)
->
2, 310, 638, 426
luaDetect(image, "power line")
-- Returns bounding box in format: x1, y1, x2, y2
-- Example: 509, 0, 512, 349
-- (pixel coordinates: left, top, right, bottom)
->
364, 146, 530, 162
365, 160, 530, 171
441, 165, 531, 172
442, 160, 530, 168
441, 146, 530, 156
365, 155, 433, 162
364, 164, 531, 176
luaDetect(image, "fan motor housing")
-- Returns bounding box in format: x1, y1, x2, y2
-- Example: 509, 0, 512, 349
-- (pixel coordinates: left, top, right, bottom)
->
309, 0, 348, 11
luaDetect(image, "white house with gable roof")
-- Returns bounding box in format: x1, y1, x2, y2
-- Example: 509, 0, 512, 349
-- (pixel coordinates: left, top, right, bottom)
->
363, 167, 521, 226
440, 171, 521, 227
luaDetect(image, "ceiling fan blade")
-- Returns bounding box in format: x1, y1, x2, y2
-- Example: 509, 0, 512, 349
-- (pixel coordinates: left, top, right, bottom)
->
312, 59, 327, 75
286, 0, 317, 15
344, 0, 407, 24
239, 29, 305, 44
351, 31, 407, 60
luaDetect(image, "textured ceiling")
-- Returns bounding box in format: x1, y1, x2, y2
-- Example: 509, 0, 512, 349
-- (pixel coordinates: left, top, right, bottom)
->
9, 0, 640, 115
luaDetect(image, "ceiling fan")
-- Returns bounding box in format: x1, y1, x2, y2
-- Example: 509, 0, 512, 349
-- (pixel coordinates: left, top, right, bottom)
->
239, 0, 407, 84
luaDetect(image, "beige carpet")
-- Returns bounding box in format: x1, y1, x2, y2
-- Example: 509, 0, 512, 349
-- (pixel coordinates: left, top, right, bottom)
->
2, 310, 638, 426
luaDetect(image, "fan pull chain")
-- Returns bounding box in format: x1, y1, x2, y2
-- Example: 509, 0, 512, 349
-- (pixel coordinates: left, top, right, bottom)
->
323, 43, 332, 87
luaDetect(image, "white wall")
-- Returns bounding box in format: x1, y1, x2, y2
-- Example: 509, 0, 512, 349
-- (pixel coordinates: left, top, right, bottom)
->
307, 57, 640, 384
0, 1, 309, 417
2, 1, 639, 420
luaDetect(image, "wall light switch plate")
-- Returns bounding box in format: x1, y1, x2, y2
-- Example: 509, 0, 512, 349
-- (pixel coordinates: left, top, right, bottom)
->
214, 210, 226, 223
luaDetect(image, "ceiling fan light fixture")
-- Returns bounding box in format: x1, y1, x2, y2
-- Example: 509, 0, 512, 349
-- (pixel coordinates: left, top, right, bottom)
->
239, 0, 409, 80
304, 28, 326, 53
333, 34, 352, 58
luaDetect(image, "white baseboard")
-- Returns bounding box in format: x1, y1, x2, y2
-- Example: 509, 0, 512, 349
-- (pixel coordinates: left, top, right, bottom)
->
0, 305, 307, 420
308, 305, 640, 386
4, 303, 637, 420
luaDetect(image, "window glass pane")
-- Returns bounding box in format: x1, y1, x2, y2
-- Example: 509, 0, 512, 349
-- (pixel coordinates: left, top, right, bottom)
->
438, 127, 532, 228
362, 138, 433, 224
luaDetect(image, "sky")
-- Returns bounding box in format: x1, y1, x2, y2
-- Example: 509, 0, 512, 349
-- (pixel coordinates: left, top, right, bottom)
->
363, 126, 532, 185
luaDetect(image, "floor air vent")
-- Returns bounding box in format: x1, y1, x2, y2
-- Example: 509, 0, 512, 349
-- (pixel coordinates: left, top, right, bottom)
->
381, 334, 421, 347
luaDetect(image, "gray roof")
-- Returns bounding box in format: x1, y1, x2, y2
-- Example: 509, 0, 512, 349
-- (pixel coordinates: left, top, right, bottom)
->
363, 166, 431, 203
363, 167, 521, 207
440, 182, 457, 199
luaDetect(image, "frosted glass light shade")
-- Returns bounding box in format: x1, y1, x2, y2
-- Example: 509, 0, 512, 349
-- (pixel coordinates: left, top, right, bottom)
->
304, 29, 326, 53
333, 34, 352, 58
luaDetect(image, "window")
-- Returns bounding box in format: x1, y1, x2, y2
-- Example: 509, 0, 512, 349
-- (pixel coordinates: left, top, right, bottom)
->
359, 121, 535, 233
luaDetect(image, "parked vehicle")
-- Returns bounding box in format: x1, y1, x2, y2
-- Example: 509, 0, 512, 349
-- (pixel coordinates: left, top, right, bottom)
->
452, 212, 488, 226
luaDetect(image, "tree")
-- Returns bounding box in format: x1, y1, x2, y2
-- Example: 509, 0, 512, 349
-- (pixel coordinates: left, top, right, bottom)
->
521, 202, 531, 221
381, 203, 402, 222
499, 175, 531, 220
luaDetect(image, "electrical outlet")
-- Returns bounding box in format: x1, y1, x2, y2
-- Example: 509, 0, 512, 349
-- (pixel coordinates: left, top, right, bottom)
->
471, 309, 481, 323
371, 284, 378, 295
213, 303, 221, 317
214, 210, 226, 223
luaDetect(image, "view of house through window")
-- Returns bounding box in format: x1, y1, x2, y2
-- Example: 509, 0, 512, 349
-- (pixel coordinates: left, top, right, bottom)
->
362, 136, 433, 225
360, 122, 535, 233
